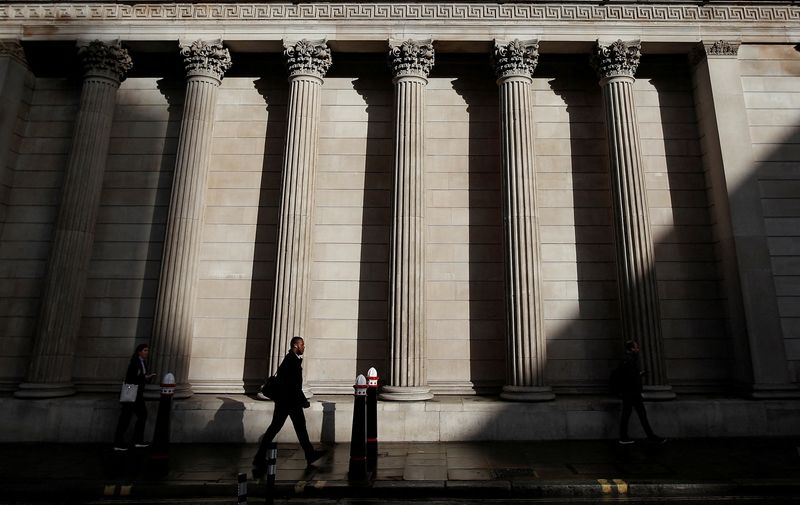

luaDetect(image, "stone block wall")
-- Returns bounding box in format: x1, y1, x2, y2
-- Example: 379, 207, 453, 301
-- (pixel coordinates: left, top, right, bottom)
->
0, 50, 772, 395
742, 44, 800, 383
0, 78, 77, 390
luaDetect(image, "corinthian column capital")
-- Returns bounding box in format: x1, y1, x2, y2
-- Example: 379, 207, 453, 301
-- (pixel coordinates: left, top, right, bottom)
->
592, 39, 641, 80
492, 39, 539, 80
78, 40, 132, 82
179, 39, 232, 81
283, 39, 332, 80
388, 39, 434, 80
0, 39, 28, 66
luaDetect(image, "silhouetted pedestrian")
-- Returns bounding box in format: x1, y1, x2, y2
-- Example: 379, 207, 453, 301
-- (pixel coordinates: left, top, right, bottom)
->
253, 337, 326, 468
617, 340, 666, 445
113, 343, 156, 450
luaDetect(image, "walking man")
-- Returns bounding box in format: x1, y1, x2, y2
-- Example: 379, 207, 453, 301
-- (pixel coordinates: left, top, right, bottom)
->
618, 340, 666, 445
253, 336, 326, 468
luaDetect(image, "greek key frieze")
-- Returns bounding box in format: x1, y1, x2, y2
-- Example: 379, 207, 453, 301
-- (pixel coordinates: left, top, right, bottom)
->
0, 3, 798, 23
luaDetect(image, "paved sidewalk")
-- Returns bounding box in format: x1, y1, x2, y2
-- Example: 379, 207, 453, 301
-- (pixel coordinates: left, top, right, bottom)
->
1, 438, 800, 502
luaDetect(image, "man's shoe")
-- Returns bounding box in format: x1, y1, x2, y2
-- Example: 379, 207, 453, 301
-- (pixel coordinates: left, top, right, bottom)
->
134, 443, 150, 448
618, 438, 635, 445
306, 449, 327, 465
648, 436, 667, 445
113, 446, 128, 451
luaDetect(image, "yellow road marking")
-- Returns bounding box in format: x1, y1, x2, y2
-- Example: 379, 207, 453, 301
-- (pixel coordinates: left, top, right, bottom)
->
613, 478, 628, 495
597, 478, 613, 494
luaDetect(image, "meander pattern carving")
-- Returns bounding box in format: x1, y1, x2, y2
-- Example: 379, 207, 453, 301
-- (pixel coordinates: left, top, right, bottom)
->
0, 3, 797, 22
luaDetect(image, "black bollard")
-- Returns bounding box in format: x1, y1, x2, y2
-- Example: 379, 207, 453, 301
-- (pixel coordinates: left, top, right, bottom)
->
366, 367, 379, 472
266, 442, 277, 505
150, 372, 175, 461
348, 374, 368, 481
237, 472, 247, 505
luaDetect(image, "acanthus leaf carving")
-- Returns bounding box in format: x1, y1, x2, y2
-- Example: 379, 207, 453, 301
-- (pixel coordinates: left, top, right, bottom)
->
179, 39, 232, 80
0, 39, 27, 66
388, 39, 435, 79
706, 39, 741, 56
284, 39, 332, 79
78, 40, 132, 82
492, 39, 539, 80
592, 39, 641, 80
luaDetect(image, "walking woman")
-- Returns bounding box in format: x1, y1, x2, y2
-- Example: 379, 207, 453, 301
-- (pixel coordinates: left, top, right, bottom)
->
113, 343, 156, 451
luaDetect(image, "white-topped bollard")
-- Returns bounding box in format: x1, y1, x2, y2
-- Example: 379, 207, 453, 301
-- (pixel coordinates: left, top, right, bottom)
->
348, 374, 368, 480
367, 367, 379, 472
151, 372, 175, 461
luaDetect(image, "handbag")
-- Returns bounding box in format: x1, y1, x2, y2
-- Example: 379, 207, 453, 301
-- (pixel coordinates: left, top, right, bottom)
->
259, 375, 279, 400
120, 383, 138, 403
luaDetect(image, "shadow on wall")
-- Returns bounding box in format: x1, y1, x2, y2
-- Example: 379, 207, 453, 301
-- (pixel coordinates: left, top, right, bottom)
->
449, 59, 506, 395
242, 68, 287, 394
352, 69, 391, 382
545, 55, 619, 394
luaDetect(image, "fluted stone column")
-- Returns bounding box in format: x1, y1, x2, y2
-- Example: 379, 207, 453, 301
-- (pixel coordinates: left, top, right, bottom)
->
381, 39, 434, 402
493, 40, 554, 402
15, 41, 131, 398
267, 40, 331, 376
148, 40, 231, 399
592, 40, 674, 400
691, 41, 799, 398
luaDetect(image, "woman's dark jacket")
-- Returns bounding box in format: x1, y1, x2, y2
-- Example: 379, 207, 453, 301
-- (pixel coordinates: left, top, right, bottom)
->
274, 352, 308, 408
123, 356, 148, 401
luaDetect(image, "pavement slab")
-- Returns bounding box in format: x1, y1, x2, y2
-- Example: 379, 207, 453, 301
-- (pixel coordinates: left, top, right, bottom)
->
1, 438, 799, 502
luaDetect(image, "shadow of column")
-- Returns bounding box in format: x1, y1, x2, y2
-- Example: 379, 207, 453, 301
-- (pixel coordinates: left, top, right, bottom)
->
451, 61, 505, 395
546, 55, 618, 393
645, 55, 734, 393
135, 78, 185, 345
352, 67, 391, 382
243, 67, 286, 394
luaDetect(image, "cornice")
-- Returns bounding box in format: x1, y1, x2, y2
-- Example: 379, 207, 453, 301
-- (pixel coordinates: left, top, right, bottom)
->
0, 3, 798, 23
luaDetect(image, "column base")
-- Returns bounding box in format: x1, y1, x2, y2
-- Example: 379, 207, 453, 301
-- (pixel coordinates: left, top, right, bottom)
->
642, 385, 676, 401
144, 382, 193, 400
500, 385, 555, 402
747, 383, 800, 399
379, 386, 433, 401
14, 382, 77, 399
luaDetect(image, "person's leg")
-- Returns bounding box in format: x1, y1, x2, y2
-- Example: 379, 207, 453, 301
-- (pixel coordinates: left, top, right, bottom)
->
632, 396, 656, 438
619, 395, 633, 441
254, 403, 289, 463
288, 406, 315, 457
114, 403, 134, 446
132, 399, 148, 444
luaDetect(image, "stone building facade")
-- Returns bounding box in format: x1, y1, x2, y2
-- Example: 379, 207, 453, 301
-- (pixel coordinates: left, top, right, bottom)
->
0, 1, 799, 441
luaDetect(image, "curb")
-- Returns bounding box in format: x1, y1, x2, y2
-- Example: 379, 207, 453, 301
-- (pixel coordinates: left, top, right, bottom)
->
4, 478, 800, 501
